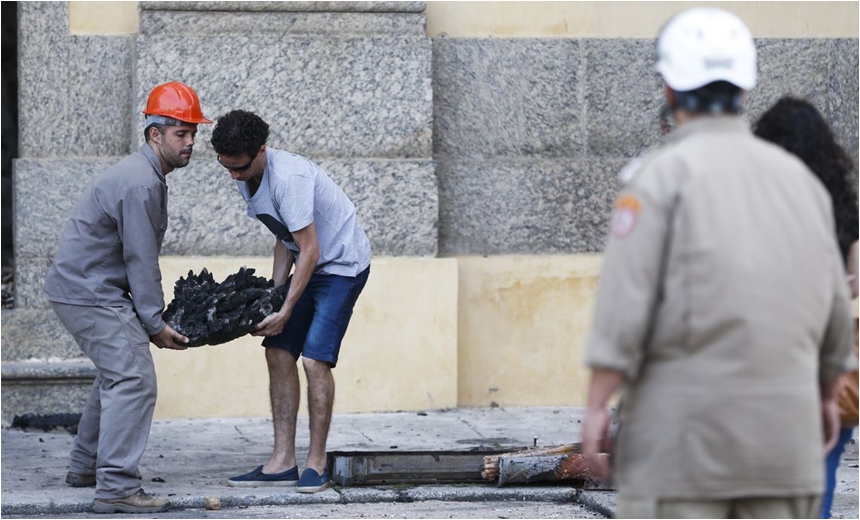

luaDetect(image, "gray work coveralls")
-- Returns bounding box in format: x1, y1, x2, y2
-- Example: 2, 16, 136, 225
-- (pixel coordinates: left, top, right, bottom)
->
44, 143, 169, 499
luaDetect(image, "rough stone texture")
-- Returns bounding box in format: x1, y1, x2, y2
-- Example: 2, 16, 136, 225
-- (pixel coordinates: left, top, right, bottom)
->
13, 158, 110, 260
65, 36, 133, 156
16, 156, 436, 261
18, 2, 69, 159
319, 160, 438, 257
139, 1, 426, 13
437, 159, 625, 256
13, 257, 53, 310
0, 310, 83, 361
18, 3, 132, 159
583, 39, 666, 158
433, 38, 585, 160
744, 39, 830, 128
432, 37, 858, 255
164, 158, 438, 257
12, 157, 438, 309
140, 11, 425, 36
134, 35, 432, 159
827, 39, 860, 161
162, 267, 286, 347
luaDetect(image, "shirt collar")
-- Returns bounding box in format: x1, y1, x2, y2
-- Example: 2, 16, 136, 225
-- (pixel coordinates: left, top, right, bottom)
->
140, 142, 166, 181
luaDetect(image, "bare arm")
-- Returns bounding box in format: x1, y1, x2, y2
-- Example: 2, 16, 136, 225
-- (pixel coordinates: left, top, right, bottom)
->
821, 378, 841, 455
581, 368, 625, 477
254, 223, 321, 337
271, 239, 295, 287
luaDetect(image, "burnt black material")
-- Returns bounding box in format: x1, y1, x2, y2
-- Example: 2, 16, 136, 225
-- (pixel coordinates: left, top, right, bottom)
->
12, 413, 81, 434
162, 267, 286, 347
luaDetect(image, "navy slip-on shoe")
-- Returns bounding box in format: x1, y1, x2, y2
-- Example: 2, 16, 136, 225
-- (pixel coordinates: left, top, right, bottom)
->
226, 465, 299, 487
296, 468, 332, 493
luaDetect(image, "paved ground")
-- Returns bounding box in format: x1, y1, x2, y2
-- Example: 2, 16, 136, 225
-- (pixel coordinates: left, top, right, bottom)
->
1, 406, 856, 518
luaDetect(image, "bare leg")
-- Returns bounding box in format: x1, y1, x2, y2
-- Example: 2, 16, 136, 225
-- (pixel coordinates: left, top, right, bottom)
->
263, 348, 299, 474
303, 358, 334, 473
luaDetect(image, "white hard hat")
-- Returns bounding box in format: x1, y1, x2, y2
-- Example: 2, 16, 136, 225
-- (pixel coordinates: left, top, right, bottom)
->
656, 7, 757, 92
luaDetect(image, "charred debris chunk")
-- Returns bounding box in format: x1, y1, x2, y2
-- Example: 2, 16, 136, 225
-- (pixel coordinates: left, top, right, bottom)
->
162, 267, 285, 347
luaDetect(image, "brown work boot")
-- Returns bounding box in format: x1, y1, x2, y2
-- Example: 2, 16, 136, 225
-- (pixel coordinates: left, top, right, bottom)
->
92, 489, 170, 514
65, 471, 96, 487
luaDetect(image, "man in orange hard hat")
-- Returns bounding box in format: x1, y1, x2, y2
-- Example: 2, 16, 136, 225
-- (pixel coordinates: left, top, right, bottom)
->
43, 81, 211, 514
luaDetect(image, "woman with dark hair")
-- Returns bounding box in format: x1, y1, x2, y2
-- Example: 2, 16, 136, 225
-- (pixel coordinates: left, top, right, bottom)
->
755, 97, 859, 519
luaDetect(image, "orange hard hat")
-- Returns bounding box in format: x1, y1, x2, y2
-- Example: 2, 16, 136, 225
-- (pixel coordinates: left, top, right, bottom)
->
143, 82, 212, 124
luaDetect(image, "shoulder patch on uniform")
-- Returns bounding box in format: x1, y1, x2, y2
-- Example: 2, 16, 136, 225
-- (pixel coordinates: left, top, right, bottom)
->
610, 195, 642, 238
618, 158, 643, 185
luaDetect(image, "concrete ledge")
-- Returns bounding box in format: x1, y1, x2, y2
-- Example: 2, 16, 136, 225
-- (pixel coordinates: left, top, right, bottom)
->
1, 360, 96, 427
1, 360, 96, 381
0, 484, 582, 517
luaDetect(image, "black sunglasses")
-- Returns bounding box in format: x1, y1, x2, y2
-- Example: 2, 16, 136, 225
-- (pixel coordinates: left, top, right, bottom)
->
217, 155, 255, 172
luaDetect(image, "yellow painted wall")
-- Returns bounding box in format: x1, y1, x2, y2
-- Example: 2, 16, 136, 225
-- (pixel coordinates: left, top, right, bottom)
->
456, 255, 603, 408
69, 1, 139, 35
425, 2, 859, 38
69, 1, 858, 37
152, 256, 459, 419
152, 254, 605, 418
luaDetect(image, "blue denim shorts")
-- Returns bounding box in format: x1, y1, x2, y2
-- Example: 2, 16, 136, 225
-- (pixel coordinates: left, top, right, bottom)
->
262, 266, 369, 368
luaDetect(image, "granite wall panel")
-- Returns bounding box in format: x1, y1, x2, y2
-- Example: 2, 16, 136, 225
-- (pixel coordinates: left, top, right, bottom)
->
14, 257, 53, 310
827, 39, 860, 160
437, 158, 626, 256
18, 3, 132, 159
0, 310, 82, 361
18, 2, 69, 158
139, 2, 426, 13
433, 38, 585, 160
744, 39, 830, 126
583, 39, 666, 158
134, 36, 432, 159
14, 155, 437, 305
140, 11, 425, 36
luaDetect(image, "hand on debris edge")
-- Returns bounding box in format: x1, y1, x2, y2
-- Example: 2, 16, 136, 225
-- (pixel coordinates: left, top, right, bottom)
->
151, 324, 189, 350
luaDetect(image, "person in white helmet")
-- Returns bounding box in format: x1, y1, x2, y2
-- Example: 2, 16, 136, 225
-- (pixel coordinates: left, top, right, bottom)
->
580, 8, 856, 518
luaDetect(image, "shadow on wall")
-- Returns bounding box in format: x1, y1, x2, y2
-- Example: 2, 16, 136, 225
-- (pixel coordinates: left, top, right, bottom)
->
1, 1, 17, 308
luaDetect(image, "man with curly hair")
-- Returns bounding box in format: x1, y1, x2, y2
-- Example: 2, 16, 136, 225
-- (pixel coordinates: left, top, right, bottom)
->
211, 110, 371, 493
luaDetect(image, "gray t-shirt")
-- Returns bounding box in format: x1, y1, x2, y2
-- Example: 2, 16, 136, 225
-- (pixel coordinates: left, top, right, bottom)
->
237, 148, 371, 277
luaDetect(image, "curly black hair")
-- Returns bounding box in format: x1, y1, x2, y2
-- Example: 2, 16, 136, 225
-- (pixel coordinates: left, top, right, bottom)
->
210, 109, 270, 158
754, 97, 859, 264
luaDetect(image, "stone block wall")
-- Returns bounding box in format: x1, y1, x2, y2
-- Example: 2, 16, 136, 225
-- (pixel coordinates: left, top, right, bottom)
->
433, 37, 859, 255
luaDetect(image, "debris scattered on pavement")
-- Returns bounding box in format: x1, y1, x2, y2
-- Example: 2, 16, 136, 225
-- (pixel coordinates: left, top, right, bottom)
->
203, 496, 221, 510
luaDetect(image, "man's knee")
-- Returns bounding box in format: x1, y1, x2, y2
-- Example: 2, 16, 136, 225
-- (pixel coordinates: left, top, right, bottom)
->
266, 347, 297, 366
302, 357, 332, 377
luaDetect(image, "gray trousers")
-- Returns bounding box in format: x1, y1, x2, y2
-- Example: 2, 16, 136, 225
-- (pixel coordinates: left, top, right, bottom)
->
51, 302, 157, 499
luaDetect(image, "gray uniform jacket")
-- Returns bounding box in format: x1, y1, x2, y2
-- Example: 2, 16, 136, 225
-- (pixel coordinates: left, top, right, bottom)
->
585, 117, 856, 499
44, 143, 169, 336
